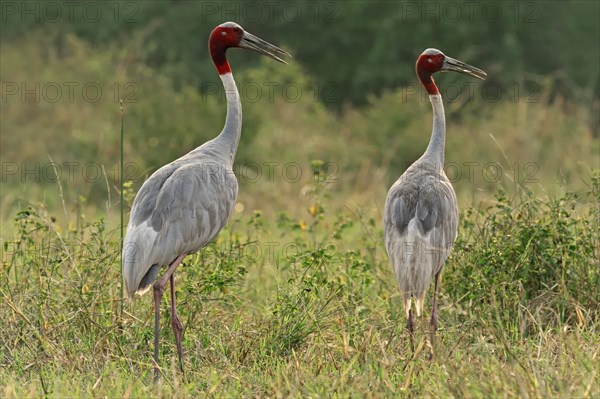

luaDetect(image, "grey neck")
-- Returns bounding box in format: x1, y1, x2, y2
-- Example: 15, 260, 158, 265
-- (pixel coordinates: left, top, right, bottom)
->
423, 94, 446, 166
214, 73, 242, 165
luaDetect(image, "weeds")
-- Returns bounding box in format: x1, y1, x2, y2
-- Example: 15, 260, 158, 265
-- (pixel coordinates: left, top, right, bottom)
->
1, 176, 599, 397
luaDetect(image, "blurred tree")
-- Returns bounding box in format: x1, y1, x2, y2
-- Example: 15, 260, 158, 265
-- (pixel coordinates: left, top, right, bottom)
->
1, 0, 598, 110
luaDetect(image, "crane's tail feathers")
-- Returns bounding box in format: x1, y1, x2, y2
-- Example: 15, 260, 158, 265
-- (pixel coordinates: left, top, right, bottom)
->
403, 296, 412, 319
136, 264, 161, 295
122, 221, 161, 298
132, 285, 151, 298
123, 263, 161, 298
415, 297, 424, 317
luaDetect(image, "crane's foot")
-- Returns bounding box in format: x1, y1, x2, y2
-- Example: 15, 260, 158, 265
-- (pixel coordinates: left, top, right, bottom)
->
153, 362, 160, 384
171, 314, 185, 374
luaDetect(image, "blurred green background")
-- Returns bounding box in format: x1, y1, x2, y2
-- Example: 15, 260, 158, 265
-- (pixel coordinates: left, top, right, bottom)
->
1, 0, 599, 235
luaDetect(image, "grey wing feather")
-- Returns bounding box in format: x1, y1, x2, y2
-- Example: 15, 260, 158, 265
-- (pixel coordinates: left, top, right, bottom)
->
123, 160, 238, 296
129, 162, 180, 227
152, 163, 237, 249
416, 200, 439, 235
388, 175, 455, 241
390, 196, 411, 235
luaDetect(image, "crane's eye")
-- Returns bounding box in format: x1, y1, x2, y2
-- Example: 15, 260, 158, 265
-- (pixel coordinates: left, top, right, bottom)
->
233, 27, 241, 33
427, 58, 433, 63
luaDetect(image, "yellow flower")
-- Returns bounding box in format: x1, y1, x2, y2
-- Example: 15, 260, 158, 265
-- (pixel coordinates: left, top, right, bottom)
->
309, 204, 318, 217
299, 220, 307, 230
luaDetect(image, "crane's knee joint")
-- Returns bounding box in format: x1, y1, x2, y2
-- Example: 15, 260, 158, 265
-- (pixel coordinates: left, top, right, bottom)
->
152, 282, 164, 297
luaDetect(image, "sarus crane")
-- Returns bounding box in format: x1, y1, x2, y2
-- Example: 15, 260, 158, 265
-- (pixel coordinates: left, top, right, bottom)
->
122, 22, 290, 381
383, 48, 486, 353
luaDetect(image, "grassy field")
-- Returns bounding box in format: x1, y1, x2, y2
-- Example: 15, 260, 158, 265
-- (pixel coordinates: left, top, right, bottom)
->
1, 169, 598, 397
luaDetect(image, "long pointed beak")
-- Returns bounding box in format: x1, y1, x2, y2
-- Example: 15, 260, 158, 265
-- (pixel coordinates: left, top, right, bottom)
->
442, 56, 487, 80
239, 32, 292, 64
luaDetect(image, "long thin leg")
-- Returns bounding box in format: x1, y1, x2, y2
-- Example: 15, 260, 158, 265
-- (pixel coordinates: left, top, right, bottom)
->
152, 254, 186, 383
170, 274, 184, 374
407, 308, 415, 353
430, 271, 440, 333
429, 271, 441, 360
153, 284, 162, 383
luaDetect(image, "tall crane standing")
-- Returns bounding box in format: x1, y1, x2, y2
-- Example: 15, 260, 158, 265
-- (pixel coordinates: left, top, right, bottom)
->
122, 22, 290, 381
383, 49, 486, 352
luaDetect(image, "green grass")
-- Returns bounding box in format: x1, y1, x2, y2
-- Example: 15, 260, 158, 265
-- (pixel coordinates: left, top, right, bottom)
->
1, 173, 598, 397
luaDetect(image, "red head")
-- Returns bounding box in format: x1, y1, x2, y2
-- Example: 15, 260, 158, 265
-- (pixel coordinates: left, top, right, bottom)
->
209, 22, 291, 75
416, 48, 487, 95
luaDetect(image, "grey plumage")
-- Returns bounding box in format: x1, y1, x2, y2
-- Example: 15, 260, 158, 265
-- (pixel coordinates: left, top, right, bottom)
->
123, 150, 238, 296
120, 22, 291, 382
383, 49, 485, 350
384, 156, 458, 316
122, 72, 241, 298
